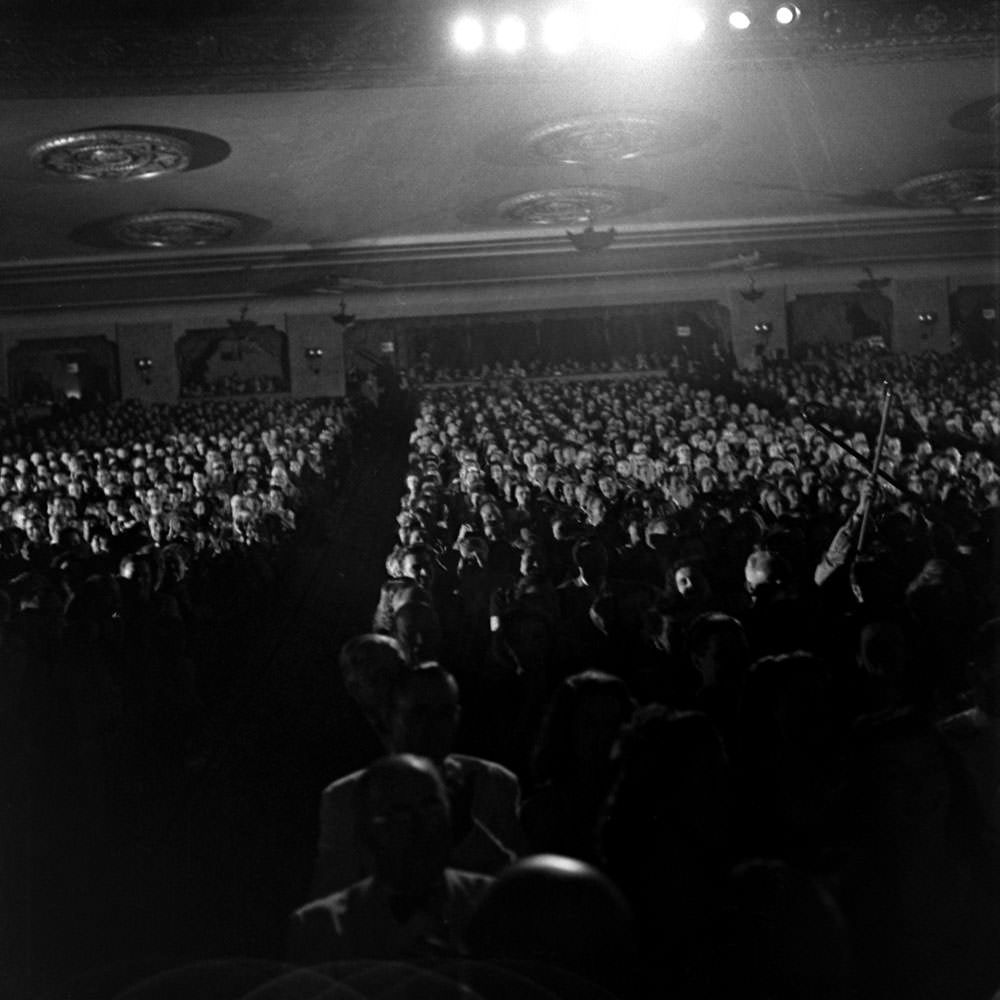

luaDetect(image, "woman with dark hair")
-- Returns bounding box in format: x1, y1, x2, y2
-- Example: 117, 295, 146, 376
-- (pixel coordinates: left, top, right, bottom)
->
520, 670, 635, 863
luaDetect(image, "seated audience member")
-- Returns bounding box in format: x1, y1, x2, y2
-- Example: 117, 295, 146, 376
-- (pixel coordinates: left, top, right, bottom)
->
391, 599, 442, 665
937, 617, 1000, 840
741, 547, 816, 657
688, 612, 750, 753
335, 633, 410, 766
312, 664, 522, 896
466, 854, 635, 998
837, 709, 1000, 1000
694, 859, 853, 1000
287, 754, 492, 964
599, 707, 732, 990
520, 671, 635, 862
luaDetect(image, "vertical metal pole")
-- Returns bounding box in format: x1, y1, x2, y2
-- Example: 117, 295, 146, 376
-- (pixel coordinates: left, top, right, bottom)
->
856, 382, 893, 554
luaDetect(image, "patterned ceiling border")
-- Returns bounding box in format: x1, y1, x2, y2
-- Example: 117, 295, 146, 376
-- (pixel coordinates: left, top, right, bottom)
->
0, 2, 995, 97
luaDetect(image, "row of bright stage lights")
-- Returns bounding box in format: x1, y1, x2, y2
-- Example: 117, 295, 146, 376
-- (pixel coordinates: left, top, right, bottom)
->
452, 4, 802, 55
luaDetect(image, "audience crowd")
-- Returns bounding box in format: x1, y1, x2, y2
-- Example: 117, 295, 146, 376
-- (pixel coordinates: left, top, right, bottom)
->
4, 338, 999, 1000
296, 342, 1000, 999
0, 394, 355, 844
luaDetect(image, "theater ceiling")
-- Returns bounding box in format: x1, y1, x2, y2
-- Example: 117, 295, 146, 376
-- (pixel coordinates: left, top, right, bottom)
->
0, 0, 996, 315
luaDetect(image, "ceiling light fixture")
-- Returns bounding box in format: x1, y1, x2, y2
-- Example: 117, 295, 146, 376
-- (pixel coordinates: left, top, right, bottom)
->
674, 8, 707, 43
728, 9, 751, 29
566, 223, 616, 251
775, 3, 800, 25
856, 266, 890, 291
495, 15, 527, 53
542, 8, 582, 53
452, 15, 485, 52
332, 299, 356, 327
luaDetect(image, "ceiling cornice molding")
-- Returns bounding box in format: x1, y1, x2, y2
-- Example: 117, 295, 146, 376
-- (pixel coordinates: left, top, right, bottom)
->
0, 1, 995, 98
0, 211, 995, 314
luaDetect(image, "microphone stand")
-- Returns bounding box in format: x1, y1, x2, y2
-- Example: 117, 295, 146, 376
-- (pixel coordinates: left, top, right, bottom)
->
856, 382, 894, 555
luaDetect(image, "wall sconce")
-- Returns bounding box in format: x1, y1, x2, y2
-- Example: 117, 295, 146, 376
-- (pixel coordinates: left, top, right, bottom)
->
305, 347, 324, 375
134, 357, 153, 386
917, 310, 938, 339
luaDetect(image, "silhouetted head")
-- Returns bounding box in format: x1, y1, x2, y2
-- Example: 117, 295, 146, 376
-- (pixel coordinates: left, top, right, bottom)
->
467, 854, 634, 991
355, 754, 452, 895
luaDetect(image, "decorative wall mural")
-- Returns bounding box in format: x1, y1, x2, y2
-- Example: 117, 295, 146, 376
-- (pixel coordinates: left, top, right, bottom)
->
109, 210, 245, 248
27, 125, 231, 180
177, 324, 289, 398
894, 168, 1000, 209
492, 185, 666, 225
522, 111, 720, 164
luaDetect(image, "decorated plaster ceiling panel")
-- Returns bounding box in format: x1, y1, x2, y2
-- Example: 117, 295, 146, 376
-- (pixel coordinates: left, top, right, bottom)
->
106, 210, 248, 248
893, 168, 1000, 209
28, 126, 230, 181
949, 95, 1000, 134
520, 112, 720, 165
489, 186, 665, 226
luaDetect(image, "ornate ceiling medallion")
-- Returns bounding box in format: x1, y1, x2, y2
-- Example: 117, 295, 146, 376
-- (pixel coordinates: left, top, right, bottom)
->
949, 96, 1000, 134
522, 112, 718, 164
893, 168, 1000, 209
29, 129, 192, 181
497, 187, 628, 225
109, 210, 244, 248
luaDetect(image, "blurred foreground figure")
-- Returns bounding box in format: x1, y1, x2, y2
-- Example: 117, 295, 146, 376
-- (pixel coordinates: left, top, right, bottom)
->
288, 754, 491, 964
466, 853, 635, 998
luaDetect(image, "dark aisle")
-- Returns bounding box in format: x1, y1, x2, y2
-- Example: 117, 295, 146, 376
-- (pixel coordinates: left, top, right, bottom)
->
18, 425, 410, 1000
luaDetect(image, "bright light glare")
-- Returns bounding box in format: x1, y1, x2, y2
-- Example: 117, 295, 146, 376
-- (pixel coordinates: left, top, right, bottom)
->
775, 3, 800, 25
674, 8, 706, 42
607, 0, 672, 54
728, 10, 751, 29
542, 8, 583, 53
452, 16, 485, 52
496, 15, 527, 53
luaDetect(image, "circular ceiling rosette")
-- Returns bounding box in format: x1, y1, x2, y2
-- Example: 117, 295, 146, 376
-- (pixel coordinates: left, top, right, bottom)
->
520, 111, 720, 165
949, 96, 1000, 135
496, 186, 629, 225
894, 168, 1000, 209
108, 210, 244, 249
29, 128, 196, 181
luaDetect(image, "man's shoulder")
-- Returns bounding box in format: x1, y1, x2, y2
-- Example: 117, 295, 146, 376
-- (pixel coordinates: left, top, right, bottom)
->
448, 753, 519, 787
444, 867, 495, 901
320, 768, 365, 799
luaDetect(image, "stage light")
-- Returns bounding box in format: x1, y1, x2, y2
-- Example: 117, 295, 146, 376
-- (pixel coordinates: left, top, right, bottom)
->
674, 7, 706, 42
496, 15, 527, 53
775, 4, 800, 25
728, 9, 751, 29
614, 1, 672, 54
452, 15, 485, 52
542, 8, 583, 53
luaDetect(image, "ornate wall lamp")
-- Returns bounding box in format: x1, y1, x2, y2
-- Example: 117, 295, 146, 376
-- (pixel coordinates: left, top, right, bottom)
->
134, 356, 153, 385
305, 347, 324, 375
917, 310, 938, 339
